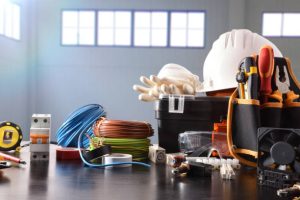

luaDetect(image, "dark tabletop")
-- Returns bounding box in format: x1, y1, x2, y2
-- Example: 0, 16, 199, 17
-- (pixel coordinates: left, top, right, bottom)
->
0, 145, 286, 200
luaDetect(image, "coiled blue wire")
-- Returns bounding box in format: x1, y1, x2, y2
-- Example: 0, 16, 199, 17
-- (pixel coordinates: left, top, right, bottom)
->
57, 104, 105, 148
57, 104, 151, 168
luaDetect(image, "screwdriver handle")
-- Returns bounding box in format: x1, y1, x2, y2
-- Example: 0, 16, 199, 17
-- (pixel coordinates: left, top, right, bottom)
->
258, 46, 274, 102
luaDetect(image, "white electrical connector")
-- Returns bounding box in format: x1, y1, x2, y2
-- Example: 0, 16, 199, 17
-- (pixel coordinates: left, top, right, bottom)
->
220, 163, 235, 180
186, 157, 240, 170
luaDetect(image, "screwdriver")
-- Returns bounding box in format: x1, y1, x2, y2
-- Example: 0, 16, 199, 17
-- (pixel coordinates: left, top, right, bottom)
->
0, 152, 26, 165
258, 45, 274, 103
236, 57, 258, 99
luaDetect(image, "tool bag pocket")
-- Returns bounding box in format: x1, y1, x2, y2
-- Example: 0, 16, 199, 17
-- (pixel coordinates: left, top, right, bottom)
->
282, 102, 300, 128
227, 89, 260, 167
260, 102, 283, 128
231, 99, 260, 152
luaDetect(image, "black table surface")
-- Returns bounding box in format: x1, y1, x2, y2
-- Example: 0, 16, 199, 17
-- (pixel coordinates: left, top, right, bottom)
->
0, 145, 287, 200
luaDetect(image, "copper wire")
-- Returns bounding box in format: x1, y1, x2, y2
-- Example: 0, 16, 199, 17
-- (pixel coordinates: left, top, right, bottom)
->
93, 118, 154, 139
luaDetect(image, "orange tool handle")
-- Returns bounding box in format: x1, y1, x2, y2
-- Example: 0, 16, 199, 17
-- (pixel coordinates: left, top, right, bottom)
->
258, 45, 274, 97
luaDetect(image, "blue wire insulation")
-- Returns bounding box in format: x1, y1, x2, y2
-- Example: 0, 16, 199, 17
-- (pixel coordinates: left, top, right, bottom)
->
77, 129, 151, 168
56, 104, 105, 147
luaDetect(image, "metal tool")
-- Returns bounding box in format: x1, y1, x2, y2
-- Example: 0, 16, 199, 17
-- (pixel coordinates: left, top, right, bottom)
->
275, 65, 299, 103
0, 122, 23, 151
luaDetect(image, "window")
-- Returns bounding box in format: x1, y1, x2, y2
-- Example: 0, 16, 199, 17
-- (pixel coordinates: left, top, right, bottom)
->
262, 13, 300, 37
0, 1, 20, 40
134, 11, 168, 47
98, 11, 131, 46
62, 11, 95, 45
170, 12, 205, 47
61, 10, 206, 48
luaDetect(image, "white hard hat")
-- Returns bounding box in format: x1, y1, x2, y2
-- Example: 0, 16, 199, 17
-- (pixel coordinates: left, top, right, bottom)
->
201, 29, 283, 92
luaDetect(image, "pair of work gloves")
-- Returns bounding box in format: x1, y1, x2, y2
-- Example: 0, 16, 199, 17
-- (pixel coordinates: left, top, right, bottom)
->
133, 63, 203, 101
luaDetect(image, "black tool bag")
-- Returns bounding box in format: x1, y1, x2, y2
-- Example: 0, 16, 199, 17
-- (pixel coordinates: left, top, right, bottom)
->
227, 56, 300, 167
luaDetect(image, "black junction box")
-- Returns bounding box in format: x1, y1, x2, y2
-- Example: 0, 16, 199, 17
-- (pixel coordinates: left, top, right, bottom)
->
155, 96, 229, 153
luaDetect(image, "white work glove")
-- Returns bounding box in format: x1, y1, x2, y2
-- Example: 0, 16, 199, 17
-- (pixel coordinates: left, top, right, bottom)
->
133, 63, 203, 101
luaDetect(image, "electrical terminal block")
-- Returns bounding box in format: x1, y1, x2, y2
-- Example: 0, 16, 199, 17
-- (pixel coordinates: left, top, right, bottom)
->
186, 157, 240, 170
149, 145, 166, 164
220, 163, 235, 180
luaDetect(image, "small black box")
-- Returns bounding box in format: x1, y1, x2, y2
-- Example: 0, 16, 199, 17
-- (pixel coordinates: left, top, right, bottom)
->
155, 95, 228, 153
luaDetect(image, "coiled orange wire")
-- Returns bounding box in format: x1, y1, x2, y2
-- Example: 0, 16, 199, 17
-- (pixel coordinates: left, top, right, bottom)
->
93, 117, 154, 139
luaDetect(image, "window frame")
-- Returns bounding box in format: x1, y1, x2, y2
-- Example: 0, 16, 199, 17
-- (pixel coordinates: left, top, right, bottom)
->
97, 10, 133, 47
60, 9, 97, 46
60, 9, 206, 49
0, 1, 21, 41
169, 10, 206, 48
262, 12, 300, 38
133, 10, 169, 47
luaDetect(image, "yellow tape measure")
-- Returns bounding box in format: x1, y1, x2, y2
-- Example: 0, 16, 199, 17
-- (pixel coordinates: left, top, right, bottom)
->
0, 121, 22, 151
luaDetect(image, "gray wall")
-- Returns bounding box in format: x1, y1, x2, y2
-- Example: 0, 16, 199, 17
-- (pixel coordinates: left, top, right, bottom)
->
0, 0, 30, 138
33, 0, 230, 143
0, 0, 299, 143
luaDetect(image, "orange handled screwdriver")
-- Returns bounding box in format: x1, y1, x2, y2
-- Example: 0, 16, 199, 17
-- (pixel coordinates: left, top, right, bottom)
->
258, 45, 274, 103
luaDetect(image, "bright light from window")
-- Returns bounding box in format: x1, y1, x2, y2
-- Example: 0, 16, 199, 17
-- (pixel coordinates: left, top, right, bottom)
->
170, 12, 205, 47
262, 13, 282, 36
98, 11, 131, 46
262, 12, 300, 37
0, 1, 20, 40
62, 11, 95, 45
134, 11, 167, 47
283, 13, 300, 36
0, 2, 4, 34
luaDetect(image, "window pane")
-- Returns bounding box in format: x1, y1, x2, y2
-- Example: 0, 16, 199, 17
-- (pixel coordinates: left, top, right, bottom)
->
4, 3, 13, 37
152, 29, 167, 46
135, 12, 151, 28
171, 13, 187, 29
12, 4, 20, 40
62, 28, 77, 45
63, 11, 78, 28
79, 11, 95, 28
115, 28, 130, 45
0, 3, 4, 34
188, 13, 204, 29
135, 29, 150, 46
98, 28, 114, 45
188, 30, 203, 47
152, 12, 167, 29
79, 28, 94, 45
171, 29, 186, 47
262, 13, 282, 36
283, 13, 300, 36
115, 11, 131, 28
98, 12, 114, 28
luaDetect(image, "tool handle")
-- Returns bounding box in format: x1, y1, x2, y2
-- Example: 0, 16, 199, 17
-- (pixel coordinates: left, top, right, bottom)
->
247, 72, 258, 99
0, 152, 26, 164
258, 46, 274, 96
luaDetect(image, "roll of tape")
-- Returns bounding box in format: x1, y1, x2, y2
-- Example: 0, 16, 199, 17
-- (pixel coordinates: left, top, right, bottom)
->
104, 153, 132, 167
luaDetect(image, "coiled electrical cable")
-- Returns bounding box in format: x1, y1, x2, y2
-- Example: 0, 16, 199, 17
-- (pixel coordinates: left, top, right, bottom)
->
78, 129, 151, 168
56, 104, 150, 168
56, 104, 106, 147
102, 138, 150, 161
93, 118, 154, 139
